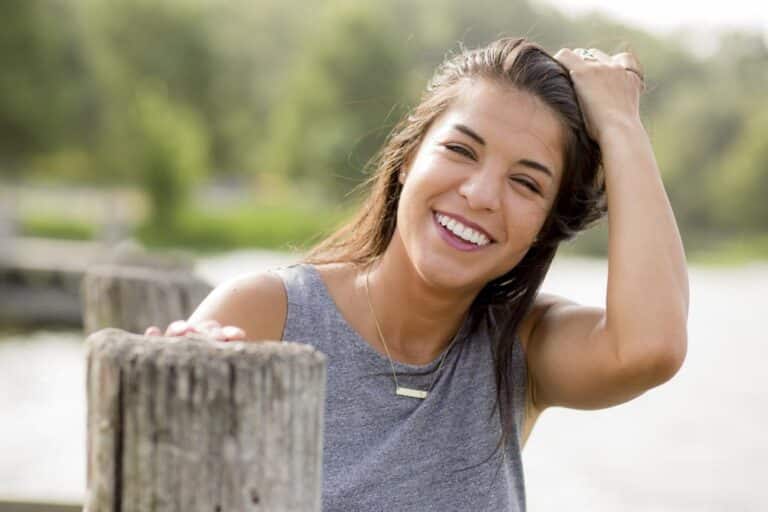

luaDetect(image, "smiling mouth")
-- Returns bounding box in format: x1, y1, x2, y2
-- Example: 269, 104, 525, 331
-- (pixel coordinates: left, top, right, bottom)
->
432, 210, 496, 249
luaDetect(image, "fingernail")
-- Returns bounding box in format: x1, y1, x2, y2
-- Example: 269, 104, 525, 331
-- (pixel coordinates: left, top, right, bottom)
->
197, 319, 220, 330
222, 326, 243, 339
168, 320, 187, 335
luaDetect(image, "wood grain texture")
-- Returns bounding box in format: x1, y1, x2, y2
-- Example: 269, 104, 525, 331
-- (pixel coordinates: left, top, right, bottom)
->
82, 265, 213, 335
84, 329, 326, 512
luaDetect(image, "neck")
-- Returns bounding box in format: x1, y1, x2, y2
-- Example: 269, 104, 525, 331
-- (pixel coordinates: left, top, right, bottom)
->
361, 239, 479, 365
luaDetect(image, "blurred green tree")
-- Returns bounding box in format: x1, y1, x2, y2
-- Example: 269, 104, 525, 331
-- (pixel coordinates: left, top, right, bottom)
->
707, 103, 768, 233
132, 85, 209, 230
260, 1, 411, 197
1, 0, 766, 255
0, 0, 94, 177
648, 90, 746, 234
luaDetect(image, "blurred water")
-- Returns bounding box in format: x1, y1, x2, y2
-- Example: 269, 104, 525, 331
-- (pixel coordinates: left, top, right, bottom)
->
524, 259, 768, 511
0, 251, 766, 510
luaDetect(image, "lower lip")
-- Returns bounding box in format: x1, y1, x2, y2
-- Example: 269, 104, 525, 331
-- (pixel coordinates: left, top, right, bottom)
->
432, 212, 491, 252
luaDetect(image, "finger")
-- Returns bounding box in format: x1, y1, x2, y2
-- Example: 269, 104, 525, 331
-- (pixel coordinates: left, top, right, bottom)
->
222, 326, 246, 341
195, 319, 221, 331
165, 320, 190, 337
145, 326, 162, 336
568, 47, 606, 64
625, 68, 646, 88
587, 48, 611, 62
553, 48, 589, 72
611, 53, 646, 88
203, 325, 226, 341
612, 52, 642, 72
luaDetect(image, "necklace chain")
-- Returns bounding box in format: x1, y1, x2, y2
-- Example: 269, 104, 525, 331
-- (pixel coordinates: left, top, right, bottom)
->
364, 266, 456, 398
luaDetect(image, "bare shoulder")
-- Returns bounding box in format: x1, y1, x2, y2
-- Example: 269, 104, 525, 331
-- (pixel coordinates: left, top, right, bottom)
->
187, 270, 287, 342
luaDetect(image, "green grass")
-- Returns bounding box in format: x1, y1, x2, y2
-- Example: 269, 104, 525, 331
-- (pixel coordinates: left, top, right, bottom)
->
18, 203, 768, 265
17, 198, 355, 252
20, 215, 97, 240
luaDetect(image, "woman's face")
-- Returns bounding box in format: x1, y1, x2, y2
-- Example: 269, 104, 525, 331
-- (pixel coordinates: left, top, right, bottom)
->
394, 79, 565, 294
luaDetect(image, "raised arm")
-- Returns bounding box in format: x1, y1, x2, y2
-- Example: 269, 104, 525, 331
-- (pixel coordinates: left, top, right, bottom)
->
523, 48, 688, 412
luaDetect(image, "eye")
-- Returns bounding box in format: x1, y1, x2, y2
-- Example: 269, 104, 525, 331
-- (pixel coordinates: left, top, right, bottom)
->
510, 177, 541, 194
444, 144, 476, 160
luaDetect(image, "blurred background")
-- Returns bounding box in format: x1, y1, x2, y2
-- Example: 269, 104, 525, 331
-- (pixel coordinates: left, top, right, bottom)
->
0, 0, 766, 510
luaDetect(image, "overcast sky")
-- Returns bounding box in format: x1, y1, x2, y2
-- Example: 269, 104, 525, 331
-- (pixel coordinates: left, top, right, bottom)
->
536, 0, 768, 35
534, 0, 767, 57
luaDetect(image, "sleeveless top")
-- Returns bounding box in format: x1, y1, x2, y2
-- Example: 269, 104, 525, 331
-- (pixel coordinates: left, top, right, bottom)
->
269, 263, 528, 511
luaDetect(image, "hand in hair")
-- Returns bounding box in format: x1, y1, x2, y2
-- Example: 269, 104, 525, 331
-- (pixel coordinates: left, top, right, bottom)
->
554, 47, 645, 143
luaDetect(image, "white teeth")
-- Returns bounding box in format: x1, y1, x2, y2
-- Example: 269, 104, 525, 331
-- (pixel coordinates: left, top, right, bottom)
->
435, 213, 491, 246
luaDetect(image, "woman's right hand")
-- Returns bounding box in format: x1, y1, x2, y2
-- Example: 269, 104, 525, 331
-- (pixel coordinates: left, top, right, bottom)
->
144, 319, 247, 342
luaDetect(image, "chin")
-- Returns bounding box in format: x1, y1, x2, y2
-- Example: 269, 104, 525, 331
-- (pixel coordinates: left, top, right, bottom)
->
414, 252, 491, 293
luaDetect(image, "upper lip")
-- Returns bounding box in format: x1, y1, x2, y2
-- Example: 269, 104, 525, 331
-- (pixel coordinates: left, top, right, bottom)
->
434, 210, 496, 242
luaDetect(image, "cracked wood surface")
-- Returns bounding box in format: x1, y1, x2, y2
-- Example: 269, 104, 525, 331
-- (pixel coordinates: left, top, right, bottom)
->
84, 329, 326, 511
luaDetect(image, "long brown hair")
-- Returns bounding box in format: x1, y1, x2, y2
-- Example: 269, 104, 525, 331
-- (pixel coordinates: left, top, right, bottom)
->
303, 37, 607, 467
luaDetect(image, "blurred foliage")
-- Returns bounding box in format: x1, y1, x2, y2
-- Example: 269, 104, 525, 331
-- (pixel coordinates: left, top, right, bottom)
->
262, 1, 411, 196
137, 201, 354, 253
1, 0, 766, 257
131, 85, 209, 230
707, 104, 768, 233
0, 0, 94, 170
20, 214, 97, 240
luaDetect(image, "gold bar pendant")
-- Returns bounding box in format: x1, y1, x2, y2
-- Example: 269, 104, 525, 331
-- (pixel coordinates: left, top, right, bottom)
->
396, 386, 428, 399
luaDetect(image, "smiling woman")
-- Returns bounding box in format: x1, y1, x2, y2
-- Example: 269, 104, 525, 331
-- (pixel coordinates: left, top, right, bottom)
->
148, 37, 688, 511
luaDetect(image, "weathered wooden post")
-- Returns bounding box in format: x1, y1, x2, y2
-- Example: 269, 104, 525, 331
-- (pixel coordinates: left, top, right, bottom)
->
82, 264, 213, 335
85, 329, 326, 511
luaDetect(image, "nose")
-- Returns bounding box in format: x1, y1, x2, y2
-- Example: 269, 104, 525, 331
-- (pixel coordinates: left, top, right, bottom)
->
457, 165, 501, 212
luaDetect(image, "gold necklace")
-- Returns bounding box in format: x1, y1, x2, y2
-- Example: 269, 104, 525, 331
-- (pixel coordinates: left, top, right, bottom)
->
364, 267, 457, 399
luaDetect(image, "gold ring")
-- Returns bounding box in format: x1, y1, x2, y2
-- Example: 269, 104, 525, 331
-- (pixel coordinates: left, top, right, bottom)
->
624, 67, 645, 82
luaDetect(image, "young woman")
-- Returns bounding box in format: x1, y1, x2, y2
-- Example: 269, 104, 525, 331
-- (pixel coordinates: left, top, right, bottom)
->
147, 37, 688, 511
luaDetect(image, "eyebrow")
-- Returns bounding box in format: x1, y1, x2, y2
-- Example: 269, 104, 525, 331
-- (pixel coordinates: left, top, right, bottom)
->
452, 123, 554, 180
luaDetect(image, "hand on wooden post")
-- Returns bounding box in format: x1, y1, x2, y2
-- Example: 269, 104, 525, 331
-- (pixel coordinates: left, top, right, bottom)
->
144, 319, 246, 342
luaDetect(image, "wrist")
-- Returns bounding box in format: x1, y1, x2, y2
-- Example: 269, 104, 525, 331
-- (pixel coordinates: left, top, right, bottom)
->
595, 115, 646, 146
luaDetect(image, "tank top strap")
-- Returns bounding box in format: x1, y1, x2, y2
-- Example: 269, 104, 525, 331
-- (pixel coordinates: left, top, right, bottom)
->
268, 262, 330, 343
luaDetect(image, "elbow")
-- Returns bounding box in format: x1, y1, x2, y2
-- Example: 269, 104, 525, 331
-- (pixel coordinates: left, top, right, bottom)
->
651, 332, 688, 384
649, 307, 689, 383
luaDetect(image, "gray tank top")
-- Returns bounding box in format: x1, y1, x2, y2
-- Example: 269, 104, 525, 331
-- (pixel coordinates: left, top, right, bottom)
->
269, 263, 528, 511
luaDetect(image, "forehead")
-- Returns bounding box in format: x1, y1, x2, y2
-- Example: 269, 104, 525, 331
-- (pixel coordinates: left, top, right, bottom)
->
431, 79, 565, 177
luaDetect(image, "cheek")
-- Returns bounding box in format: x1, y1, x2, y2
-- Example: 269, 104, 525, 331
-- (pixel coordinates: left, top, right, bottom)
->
398, 168, 438, 214
395, 187, 424, 239
499, 209, 548, 249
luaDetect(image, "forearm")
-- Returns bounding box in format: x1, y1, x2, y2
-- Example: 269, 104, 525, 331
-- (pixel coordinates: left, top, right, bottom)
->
600, 119, 689, 367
